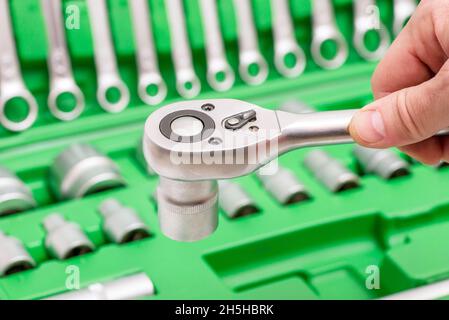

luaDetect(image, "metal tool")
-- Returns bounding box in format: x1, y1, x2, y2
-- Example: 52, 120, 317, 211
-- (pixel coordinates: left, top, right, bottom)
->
136, 137, 157, 176
218, 180, 259, 218
271, 0, 306, 78
0, 166, 36, 216
87, 0, 130, 112
43, 213, 94, 260
45, 272, 155, 300
382, 278, 449, 300
129, 0, 167, 105
233, 0, 268, 85
256, 166, 309, 204
0, 231, 35, 276
99, 198, 150, 244
304, 150, 359, 192
50, 143, 125, 200
353, 146, 410, 179
393, 0, 416, 36
143, 99, 449, 241
280, 99, 316, 114
353, 0, 390, 61
0, 0, 39, 132
42, 0, 85, 121
165, 0, 201, 98
199, 0, 235, 92
311, 0, 348, 69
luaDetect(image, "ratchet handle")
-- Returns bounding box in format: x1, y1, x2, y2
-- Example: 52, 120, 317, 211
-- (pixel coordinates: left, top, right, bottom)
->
276, 109, 449, 152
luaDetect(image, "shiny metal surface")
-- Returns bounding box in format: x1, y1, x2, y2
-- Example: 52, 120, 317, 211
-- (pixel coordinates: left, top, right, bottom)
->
218, 180, 258, 218
233, 0, 268, 85
46, 272, 155, 300
353, 0, 390, 61
199, 0, 235, 92
87, 0, 130, 112
0, 0, 38, 132
0, 167, 36, 216
0, 231, 35, 276
393, 0, 416, 36
43, 213, 94, 260
311, 0, 348, 69
42, 0, 85, 121
271, 0, 306, 78
165, 0, 201, 98
129, 0, 167, 105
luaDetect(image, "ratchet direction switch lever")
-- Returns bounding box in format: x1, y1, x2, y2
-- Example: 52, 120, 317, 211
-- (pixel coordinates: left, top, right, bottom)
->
143, 99, 448, 242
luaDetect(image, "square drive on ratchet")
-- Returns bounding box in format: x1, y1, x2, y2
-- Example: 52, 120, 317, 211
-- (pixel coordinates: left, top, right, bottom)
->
143, 99, 449, 242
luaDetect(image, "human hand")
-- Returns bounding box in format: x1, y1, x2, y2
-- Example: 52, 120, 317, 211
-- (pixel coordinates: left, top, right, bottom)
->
349, 0, 449, 164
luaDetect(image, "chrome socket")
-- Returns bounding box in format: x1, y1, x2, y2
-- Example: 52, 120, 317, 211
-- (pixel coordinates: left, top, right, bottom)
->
50, 144, 125, 200
136, 137, 156, 176
0, 167, 36, 216
256, 166, 310, 204
99, 198, 150, 244
218, 180, 259, 218
157, 177, 218, 242
279, 100, 316, 114
43, 213, 94, 260
0, 231, 35, 276
304, 150, 360, 192
353, 146, 410, 179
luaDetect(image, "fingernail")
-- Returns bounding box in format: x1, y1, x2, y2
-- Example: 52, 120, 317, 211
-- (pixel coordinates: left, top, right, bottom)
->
352, 110, 386, 143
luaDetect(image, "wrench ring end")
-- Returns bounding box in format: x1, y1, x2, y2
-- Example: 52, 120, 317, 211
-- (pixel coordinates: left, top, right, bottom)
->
0, 91, 38, 132
311, 34, 349, 70
274, 44, 306, 78
138, 75, 168, 106
48, 86, 85, 121
97, 80, 130, 113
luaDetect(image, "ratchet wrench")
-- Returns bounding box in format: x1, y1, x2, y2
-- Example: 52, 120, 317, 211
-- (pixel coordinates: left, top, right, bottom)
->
233, 0, 268, 85
271, 0, 306, 78
0, 0, 38, 132
393, 0, 416, 36
87, 0, 130, 113
42, 0, 85, 121
129, 0, 167, 106
311, 0, 348, 70
353, 0, 390, 61
199, 0, 235, 92
165, 0, 201, 99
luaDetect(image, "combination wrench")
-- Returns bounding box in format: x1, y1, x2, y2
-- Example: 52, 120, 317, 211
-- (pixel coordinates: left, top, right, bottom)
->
143, 99, 449, 241
353, 0, 390, 61
129, 0, 167, 106
42, 0, 85, 121
233, 0, 268, 86
0, 0, 38, 132
271, 0, 306, 78
199, 0, 235, 92
165, 0, 201, 99
393, 0, 416, 36
87, 0, 130, 113
311, 0, 348, 70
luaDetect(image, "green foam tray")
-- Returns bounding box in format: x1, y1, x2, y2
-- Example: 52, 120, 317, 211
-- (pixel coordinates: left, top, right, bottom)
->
3, 0, 449, 300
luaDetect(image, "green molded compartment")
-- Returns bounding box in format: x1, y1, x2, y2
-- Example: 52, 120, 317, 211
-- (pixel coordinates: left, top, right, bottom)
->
3, 0, 449, 300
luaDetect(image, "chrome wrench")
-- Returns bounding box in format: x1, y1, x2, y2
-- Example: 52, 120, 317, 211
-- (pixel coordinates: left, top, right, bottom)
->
42, 0, 85, 121
129, 0, 167, 106
199, 0, 235, 92
233, 0, 268, 85
353, 0, 390, 61
393, 0, 416, 36
271, 0, 306, 78
165, 0, 201, 99
311, 0, 348, 70
87, 0, 130, 113
0, 0, 38, 132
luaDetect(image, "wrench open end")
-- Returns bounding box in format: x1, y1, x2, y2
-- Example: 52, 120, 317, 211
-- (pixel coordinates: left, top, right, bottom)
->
311, 32, 348, 70
207, 63, 235, 92
239, 53, 269, 86
0, 90, 38, 132
138, 74, 167, 106
274, 43, 307, 78
48, 83, 85, 121
353, 24, 390, 62
97, 80, 130, 113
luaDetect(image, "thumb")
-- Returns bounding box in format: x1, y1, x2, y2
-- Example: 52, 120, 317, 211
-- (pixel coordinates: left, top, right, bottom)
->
349, 73, 449, 148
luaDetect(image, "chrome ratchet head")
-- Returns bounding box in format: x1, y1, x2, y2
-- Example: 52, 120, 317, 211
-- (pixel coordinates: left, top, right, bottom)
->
143, 99, 281, 182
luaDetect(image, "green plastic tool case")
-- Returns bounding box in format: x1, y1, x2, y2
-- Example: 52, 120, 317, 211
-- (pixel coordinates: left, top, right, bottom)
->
1, 0, 449, 300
